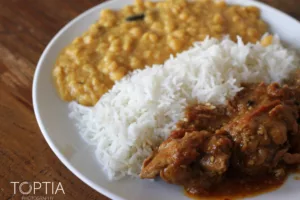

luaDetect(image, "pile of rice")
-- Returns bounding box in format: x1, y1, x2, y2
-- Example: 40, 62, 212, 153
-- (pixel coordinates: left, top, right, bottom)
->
69, 35, 299, 180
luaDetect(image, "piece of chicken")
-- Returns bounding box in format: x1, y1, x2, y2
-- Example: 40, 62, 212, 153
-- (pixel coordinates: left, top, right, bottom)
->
140, 130, 232, 193
223, 83, 300, 175
140, 130, 211, 180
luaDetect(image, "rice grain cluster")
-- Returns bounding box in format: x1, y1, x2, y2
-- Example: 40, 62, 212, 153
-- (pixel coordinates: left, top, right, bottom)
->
69, 36, 299, 180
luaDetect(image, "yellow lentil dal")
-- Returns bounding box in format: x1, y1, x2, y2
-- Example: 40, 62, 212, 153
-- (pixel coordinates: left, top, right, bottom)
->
53, 0, 268, 106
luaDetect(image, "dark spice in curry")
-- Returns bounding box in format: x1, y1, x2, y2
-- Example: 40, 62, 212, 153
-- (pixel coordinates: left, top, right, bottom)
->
125, 13, 145, 21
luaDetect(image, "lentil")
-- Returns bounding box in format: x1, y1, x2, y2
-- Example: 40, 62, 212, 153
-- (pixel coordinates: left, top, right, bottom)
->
53, 0, 268, 106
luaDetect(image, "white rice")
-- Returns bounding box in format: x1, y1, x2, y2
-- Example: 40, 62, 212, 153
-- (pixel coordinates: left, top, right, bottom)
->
69, 35, 299, 180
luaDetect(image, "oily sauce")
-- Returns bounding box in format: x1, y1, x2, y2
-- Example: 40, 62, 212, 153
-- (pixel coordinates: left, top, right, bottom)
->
186, 169, 288, 200
290, 165, 300, 180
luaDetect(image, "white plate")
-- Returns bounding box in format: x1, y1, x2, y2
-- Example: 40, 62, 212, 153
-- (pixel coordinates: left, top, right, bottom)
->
33, 0, 300, 199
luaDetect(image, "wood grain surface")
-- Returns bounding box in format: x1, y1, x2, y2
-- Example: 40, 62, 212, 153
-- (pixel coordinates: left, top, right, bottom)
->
0, 0, 299, 200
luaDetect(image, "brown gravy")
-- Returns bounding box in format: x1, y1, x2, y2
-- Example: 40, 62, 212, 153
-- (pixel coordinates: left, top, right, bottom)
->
187, 166, 300, 200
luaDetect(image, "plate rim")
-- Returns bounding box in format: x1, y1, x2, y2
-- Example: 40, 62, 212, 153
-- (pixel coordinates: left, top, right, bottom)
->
32, 1, 126, 199
32, 0, 300, 200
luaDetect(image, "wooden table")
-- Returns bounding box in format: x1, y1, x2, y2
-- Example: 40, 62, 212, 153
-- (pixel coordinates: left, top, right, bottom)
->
0, 0, 299, 199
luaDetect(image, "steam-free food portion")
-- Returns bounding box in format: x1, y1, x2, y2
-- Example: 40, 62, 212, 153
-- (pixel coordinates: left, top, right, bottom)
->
54, 0, 268, 106
69, 36, 299, 181
141, 81, 300, 196
49, 0, 300, 198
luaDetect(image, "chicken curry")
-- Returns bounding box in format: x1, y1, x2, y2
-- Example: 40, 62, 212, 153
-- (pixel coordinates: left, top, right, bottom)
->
140, 72, 300, 199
